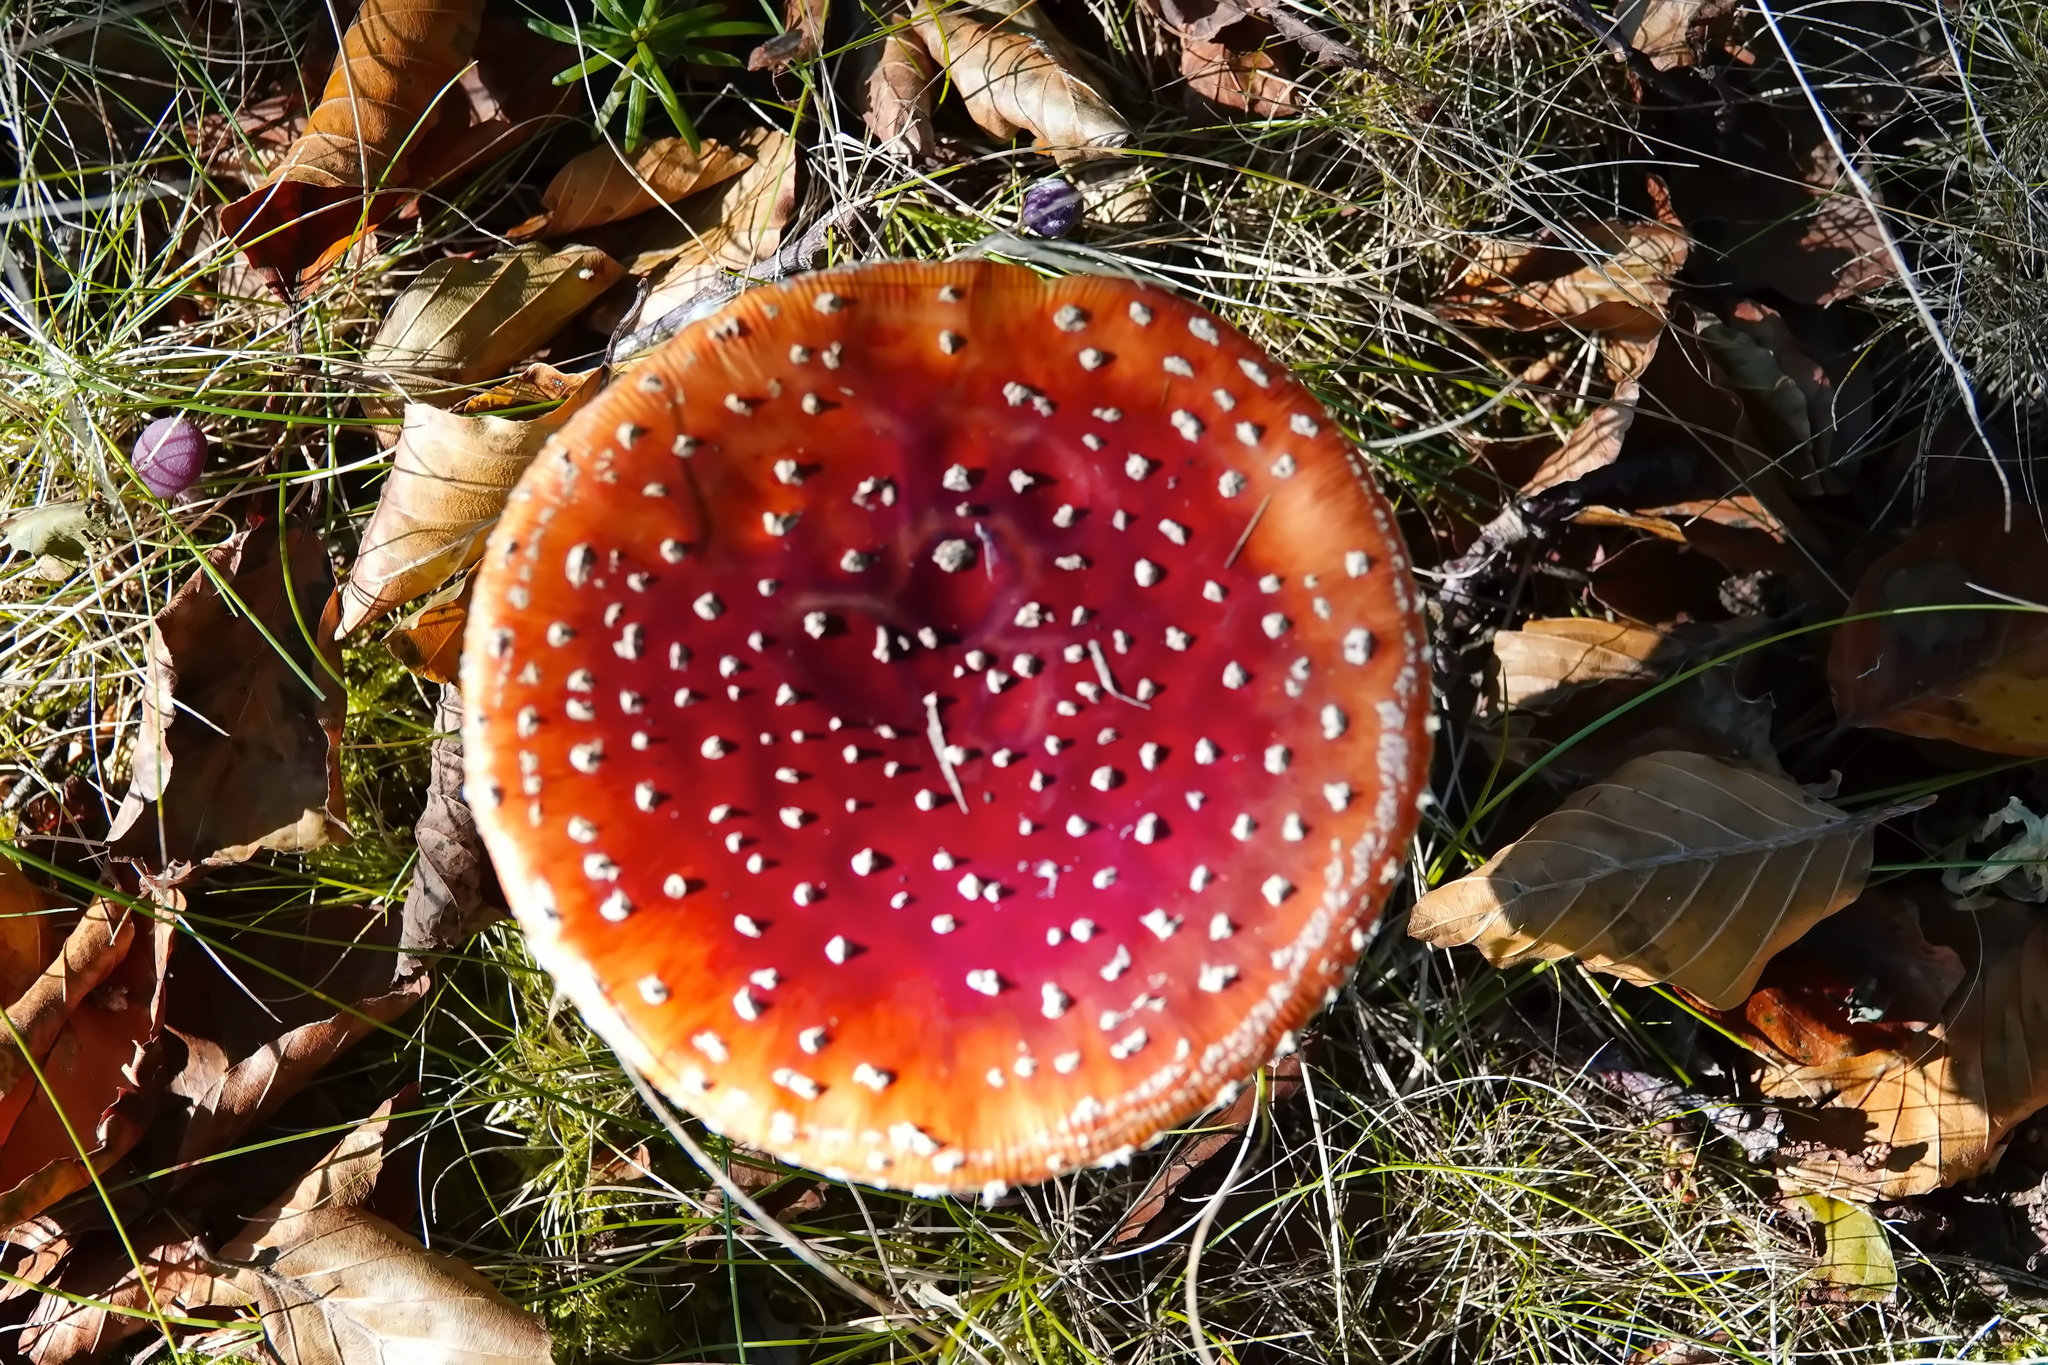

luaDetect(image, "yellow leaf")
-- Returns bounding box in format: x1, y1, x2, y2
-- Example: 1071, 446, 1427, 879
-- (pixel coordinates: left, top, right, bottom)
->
338, 370, 603, 635
1787, 1194, 1896, 1302
1409, 751, 1922, 1009
508, 136, 754, 240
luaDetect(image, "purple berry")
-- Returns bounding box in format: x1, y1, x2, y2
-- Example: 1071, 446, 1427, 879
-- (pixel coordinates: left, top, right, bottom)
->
132, 417, 206, 498
1020, 177, 1084, 239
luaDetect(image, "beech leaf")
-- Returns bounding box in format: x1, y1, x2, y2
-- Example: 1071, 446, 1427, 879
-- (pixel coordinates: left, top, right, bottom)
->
338, 371, 603, 636
1757, 899, 2048, 1200
508, 137, 753, 240
1409, 751, 1924, 1009
220, 0, 486, 284
629, 128, 800, 326
1828, 508, 2048, 757
1490, 617, 1674, 712
221, 1206, 550, 1365
107, 524, 350, 872
1434, 221, 1690, 343
1787, 1194, 1896, 1302
364, 245, 623, 400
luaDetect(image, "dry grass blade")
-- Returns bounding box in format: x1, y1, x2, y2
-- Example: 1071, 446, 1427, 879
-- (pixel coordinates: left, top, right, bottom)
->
1410, 751, 1924, 1009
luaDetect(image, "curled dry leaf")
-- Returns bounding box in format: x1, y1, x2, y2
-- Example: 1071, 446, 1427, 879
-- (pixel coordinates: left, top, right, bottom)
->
1409, 751, 1923, 1009
1829, 509, 2048, 756
364, 245, 623, 401
508, 137, 753, 241
0, 906, 172, 1233
1434, 221, 1690, 344
861, 22, 938, 158
108, 524, 349, 872
337, 371, 604, 636
1742, 897, 2048, 1200
399, 686, 502, 968
220, 0, 485, 284
629, 127, 800, 329
0, 852, 57, 1006
909, 0, 1150, 218
1617, 0, 1740, 70
397, 16, 582, 197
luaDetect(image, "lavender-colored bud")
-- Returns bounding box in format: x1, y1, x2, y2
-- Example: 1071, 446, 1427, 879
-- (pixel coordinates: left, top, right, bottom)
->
132, 417, 206, 498
1020, 177, 1084, 239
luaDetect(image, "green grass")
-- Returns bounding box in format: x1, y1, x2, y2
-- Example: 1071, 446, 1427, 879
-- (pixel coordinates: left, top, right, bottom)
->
3, 0, 2048, 1360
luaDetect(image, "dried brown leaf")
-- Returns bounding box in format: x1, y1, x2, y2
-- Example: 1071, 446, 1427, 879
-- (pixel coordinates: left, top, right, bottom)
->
0, 902, 137, 1116
630, 128, 799, 323
219, 0, 485, 284
364, 245, 623, 400
219, 1197, 548, 1365
162, 901, 431, 1176
1760, 900, 2048, 1200
1178, 34, 1297, 117
400, 687, 502, 964
20, 1226, 246, 1365
1616, 0, 1739, 69
0, 909, 172, 1234
384, 575, 470, 685
338, 373, 603, 636
398, 17, 581, 197
1409, 751, 1920, 1009
911, 0, 1131, 160
1828, 509, 2048, 756
508, 138, 753, 241
1490, 617, 1672, 712
1435, 222, 1690, 343
861, 23, 938, 158
107, 524, 349, 871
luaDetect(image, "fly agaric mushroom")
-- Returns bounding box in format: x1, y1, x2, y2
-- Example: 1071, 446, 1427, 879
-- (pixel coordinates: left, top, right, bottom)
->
462, 261, 1431, 1197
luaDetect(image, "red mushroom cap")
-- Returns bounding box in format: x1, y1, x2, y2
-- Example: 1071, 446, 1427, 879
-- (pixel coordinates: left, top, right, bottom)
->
462, 261, 1432, 1196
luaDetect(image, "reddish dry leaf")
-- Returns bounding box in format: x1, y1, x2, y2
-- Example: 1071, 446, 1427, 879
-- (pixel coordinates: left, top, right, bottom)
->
1178, 31, 1298, 117
383, 576, 470, 684
1523, 377, 1642, 497
0, 909, 172, 1234
508, 137, 754, 241
397, 16, 581, 199
1735, 896, 2048, 1200
338, 373, 604, 635
0, 853, 57, 1007
1434, 222, 1690, 343
1828, 509, 2048, 756
108, 524, 349, 873
220, 0, 486, 285
0, 902, 142, 1130
160, 902, 430, 1177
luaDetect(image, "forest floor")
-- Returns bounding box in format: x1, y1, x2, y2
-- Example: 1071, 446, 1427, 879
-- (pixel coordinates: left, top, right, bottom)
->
2, 0, 2047, 1361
